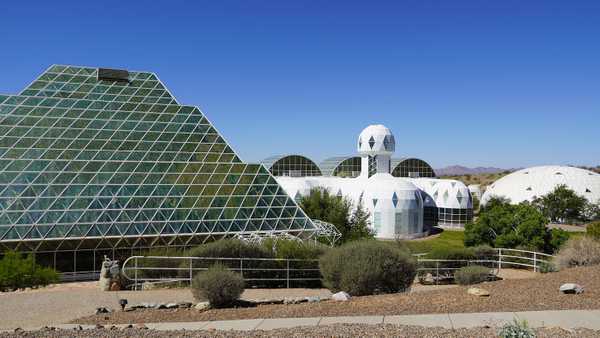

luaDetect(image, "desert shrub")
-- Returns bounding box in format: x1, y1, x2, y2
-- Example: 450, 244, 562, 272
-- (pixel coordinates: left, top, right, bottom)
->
0, 251, 59, 292
554, 236, 600, 269
472, 245, 497, 261
498, 319, 535, 338
427, 247, 476, 260
454, 265, 491, 285
185, 239, 273, 259
191, 264, 244, 308
319, 240, 416, 296
587, 221, 600, 240
538, 261, 558, 273
261, 238, 327, 260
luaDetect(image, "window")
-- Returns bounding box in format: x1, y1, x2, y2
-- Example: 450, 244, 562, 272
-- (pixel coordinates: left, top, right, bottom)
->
373, 212, 382, 232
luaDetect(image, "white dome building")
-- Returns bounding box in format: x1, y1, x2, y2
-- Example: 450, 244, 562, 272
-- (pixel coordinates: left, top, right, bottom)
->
263, 125, 474, 239
481, 165, 600, 205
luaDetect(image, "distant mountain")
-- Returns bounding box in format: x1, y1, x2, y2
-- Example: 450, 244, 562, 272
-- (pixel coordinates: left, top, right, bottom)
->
435, 165, 508, 176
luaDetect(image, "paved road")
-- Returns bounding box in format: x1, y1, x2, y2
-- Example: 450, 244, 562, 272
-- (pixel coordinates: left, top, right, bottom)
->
0, 284, 330, 330
40, 309, 600, 331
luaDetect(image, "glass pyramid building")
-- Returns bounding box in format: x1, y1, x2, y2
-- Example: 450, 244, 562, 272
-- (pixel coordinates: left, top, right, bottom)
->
0, 65, 320, 273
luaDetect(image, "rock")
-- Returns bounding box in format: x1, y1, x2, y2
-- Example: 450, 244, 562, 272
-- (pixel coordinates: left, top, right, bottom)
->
95, 307, 112, 314
165, 303, 179, 309
177, 302, 193, 309
467, 287, 490, 297
155, 303, 167, 309
195, 301, 210, 311
141, 303, 156, 309
332, 291, 352, 301
95, 324, 105, 329
284, 297, 304, 304
135, 323, 148, 330
305, 296, 321, 303
560, 283, 584, 294
13, 328, 23, 332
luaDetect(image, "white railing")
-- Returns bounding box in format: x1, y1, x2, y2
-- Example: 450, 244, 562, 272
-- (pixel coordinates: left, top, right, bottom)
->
121, 256, 320, 290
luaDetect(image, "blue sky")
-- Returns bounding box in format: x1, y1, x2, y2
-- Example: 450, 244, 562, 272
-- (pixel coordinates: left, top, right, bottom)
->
1, 1, 599, 168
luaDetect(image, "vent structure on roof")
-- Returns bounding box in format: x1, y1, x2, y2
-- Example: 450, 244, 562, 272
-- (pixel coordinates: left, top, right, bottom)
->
98, 68, 130, 82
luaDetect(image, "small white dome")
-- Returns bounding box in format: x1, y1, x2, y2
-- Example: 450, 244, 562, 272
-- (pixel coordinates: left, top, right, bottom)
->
357, 124, 395, 156
481, 165, 600, 205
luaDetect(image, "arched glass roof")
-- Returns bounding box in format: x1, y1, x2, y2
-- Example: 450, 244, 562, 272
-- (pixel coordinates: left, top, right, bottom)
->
391, 158, 436, 178
261, 154, 322, 177
320, 156, 361, 177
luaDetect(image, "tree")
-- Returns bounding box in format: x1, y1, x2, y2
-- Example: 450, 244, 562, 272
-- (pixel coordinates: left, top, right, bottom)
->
464, 198, 566, 253
299, 187, 373, 244
532, 185, 588, 223
583, 200, 600, 222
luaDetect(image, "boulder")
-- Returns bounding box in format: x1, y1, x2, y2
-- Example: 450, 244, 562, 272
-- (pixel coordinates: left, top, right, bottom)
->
332, 291, 351, 301
467, 287, 490, 297
560, 283, 584, 294
195, 301, 210, 311
165, 303, 179, 309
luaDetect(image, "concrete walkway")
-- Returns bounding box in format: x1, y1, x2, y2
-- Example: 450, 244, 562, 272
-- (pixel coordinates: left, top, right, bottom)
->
39, 309, 600, 332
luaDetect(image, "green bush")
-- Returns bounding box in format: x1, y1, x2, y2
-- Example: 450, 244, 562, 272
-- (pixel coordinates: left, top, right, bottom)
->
427, 247, 476, 260
0, 251, 59, 292
472, 245, 497, 261
185, 239, 273, 259
554, 236, 600, 269
261, 238, 327, 260
191, 264, 244, 308
319, 240, 416, 296
454, 265, 491, 285
587, 221, 600, 240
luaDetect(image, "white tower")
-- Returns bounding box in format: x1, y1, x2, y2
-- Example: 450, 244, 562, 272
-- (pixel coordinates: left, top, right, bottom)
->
357, 124, 395, 178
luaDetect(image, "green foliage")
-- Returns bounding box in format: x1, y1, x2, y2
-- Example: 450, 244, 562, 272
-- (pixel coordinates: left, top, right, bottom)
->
427, 247, 476, 260
532, 184, 588, 223
454, 265, 491, 285
260, 238, 328, 260
465, 198, 560, 253
0, 251, 59, 292
185, 239, 273, 259
319, 240, 416, 296
299, 187, 374, 244
583, 201, 600, 221
587, 221, 600, 240
472, 245, 497, 261
554, 236, 600, 269
498, 319, 535, 338
402, 230, 466, 254
191, 264, 244, 308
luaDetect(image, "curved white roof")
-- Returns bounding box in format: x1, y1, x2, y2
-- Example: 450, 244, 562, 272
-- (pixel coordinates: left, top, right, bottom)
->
357, 124, 395, 155
411, 178, 472, 209
481, 165, 600, 205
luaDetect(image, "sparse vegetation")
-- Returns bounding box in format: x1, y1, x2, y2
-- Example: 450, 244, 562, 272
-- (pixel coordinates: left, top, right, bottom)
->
554, 236, 600, 269
587, 221, 600, 240
319, 240, 416, 296
454, 265, 491, 285
191, 264, 244, 308
440, 171, 511, 189
498, 319, 535, 338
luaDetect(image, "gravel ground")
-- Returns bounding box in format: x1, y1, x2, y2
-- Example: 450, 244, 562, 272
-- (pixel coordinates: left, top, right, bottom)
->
74, 265, 600, 324
2, 324, 600, 338
0, 286, 329, 330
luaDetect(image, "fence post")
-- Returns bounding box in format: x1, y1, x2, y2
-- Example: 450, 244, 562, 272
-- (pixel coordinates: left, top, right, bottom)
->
134, 257, 138, 291
435, 261, 439, 285
240, 259, 244, 279
533, 252, 537, 272
498, 249, 502, 271
286, 260, 290, 289
189, 258, 193, 286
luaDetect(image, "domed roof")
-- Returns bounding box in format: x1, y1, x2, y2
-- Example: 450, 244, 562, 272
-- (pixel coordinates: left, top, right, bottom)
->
414, 179, 472, 209
481, 165, 600, 205
357, 124, 395, 155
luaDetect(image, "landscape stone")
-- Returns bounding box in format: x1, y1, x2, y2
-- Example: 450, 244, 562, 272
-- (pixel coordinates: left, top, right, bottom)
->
332, 291, 352, 301
305, 296, 321, 303
177, 302, 193, 308
195, 301, 210, 311
165, 303, 179, 309
559, 283, 584, 294
94, 307, 112, 314
467, 287, 490, 297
